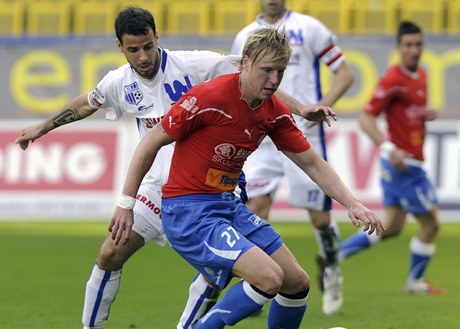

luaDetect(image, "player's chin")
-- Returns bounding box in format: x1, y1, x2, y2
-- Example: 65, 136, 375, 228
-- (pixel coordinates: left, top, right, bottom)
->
261, 89, 276, 99
137, 65, 154, 78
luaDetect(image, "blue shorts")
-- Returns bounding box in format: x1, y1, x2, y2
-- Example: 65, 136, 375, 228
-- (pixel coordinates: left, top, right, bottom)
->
161, 192, 283, 289
380, 158, 438, 215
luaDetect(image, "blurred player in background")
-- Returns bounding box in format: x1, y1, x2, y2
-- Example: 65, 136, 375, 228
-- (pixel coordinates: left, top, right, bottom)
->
15, 6, 335, 329
339, 21, 446, 295
231, 0, 354, 315
110, 27, 384, 329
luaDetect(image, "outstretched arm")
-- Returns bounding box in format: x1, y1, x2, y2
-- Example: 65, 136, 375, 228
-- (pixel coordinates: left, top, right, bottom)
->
15, 94, 96, 150
283, 148, 385, 235
275, 88, 337, 127
109, 123, 175, 246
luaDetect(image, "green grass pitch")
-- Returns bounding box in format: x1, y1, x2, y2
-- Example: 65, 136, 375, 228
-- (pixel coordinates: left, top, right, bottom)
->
1, 220, 459, 329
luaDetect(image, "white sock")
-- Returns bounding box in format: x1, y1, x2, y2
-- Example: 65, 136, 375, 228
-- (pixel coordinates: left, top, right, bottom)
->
82, 263, 122, 329
177, 274, 222, 329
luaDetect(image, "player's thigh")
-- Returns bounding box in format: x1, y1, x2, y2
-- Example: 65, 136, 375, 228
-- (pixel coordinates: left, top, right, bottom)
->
232, 246, 283, 294
270, 243, 309, 294
404, 170, 438, 215
132, 184, 168, 246
381, 159, 438, 215
162, 195, 256, 289
233, 202, 283, 255
414, 208, 441, 242
382, 206, 406, 238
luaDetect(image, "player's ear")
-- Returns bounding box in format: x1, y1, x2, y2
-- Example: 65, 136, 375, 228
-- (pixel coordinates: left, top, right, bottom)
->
241, 55, 251, 71
116, 38, 123, 51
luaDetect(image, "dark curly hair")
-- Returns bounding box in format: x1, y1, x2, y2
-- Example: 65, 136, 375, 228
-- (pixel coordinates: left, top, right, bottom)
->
115, 7, 156, 45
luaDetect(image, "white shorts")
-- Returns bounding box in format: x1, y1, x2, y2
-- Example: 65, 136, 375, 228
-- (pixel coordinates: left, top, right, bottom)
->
132, 183, 168, 246
244, 135, 331, 212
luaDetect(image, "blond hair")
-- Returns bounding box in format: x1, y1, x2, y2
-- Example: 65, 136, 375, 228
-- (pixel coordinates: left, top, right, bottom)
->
241, 28, 291, 67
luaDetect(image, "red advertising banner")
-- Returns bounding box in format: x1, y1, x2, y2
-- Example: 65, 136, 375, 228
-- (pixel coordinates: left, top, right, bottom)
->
0, 131, 117, 191
0, 121, 126, 219
0, 120, 458, 220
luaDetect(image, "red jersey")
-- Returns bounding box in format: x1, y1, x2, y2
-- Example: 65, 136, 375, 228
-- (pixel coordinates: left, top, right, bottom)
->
364, 65, 427, 161
161, 73, 310, 198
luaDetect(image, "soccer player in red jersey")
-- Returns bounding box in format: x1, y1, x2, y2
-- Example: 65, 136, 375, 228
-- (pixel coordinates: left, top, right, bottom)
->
339, 21, 446, 295
111, 28, 384, 328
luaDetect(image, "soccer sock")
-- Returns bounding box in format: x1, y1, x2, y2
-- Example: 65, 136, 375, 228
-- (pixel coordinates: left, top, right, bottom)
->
314, 222, 340, 267
177, 273, 222, 329
82, 263, 121, 329
267, 290, 308, 329
192, 280, 272, 328
339, 229, 381, 261
408, 236, 435, 281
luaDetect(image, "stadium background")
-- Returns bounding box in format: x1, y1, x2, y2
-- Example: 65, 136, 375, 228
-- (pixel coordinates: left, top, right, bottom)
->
0, 0, 459, 221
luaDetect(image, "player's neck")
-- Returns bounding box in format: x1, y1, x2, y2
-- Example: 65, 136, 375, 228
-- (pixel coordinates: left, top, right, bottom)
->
262, 9, 287, 25
401, 63, 418, 73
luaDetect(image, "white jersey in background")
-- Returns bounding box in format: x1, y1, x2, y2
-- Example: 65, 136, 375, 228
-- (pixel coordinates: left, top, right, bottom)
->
88, 48, 239, 191
81, 48, 240, 329
231, 9, 345, 209
231, 9, 345, 138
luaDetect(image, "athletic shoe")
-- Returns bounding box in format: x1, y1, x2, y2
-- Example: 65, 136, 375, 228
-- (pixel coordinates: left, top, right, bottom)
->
322, 267, 344, 315
405, 278, 447, 295
315, 254, 326, 292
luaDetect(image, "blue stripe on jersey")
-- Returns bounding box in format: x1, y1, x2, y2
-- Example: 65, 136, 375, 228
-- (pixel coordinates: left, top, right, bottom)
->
160, 48, 168, 73
313, 57, 323, 102
89, 270, 112, 327
313, 56, 331, 211
313, 56, 327, 158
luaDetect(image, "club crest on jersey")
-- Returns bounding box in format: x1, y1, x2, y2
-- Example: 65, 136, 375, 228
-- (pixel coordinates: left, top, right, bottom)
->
179, 96, 199, 113
124, 82, 143, 105
215, 143, 236, 158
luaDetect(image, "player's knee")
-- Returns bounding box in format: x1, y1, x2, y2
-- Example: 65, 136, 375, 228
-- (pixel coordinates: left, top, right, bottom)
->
97, 241, 126, 270
257, 264, 284, 295
432, 221, 441, 235
382, 225, 403, 239
284, 267, 310, 294
294, 269, 310, 292
423, 217, 440, 237
309, 211, 331, 230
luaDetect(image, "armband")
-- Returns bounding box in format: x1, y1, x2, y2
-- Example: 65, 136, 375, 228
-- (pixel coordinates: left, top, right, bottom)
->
379, 141, 396, 156
117, 194, 136, 209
